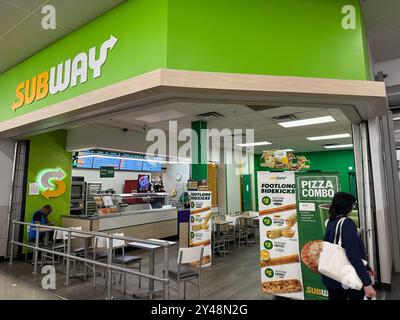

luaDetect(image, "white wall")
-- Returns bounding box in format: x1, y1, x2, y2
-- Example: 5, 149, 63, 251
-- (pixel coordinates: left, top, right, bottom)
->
0, 139, 15, 258
162, 163, 190, 200
375, 58, 400, 87
0, 140, 14, 204
71, 169, 158, 194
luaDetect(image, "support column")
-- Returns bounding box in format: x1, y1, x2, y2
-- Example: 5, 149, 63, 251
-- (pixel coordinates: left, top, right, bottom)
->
191, 121, 208, 181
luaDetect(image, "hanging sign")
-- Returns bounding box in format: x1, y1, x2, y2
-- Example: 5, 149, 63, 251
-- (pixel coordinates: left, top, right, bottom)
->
295, 172, 341, 300
100, 166, 115, 178
260, 149, 310, 171
188, 191, 212, 267
257, 171, 304, 299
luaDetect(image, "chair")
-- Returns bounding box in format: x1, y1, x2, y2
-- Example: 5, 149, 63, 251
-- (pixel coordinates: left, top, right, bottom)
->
89, 236, 109, 288
237, 217, 250, 247
247, 216, 260, 242
211, 222, 226, 257
25, 225, 44, 262
109, 233, 142, 294
223, 216, 238, 248
168, 247, 204, 300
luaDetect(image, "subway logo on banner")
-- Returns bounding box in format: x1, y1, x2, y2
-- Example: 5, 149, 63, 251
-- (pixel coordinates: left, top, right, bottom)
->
11, 35, 118, 111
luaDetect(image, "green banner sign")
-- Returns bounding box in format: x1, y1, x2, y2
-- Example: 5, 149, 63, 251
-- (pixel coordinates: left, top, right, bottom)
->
295, 172, 341, 300
100, 166, 115, 178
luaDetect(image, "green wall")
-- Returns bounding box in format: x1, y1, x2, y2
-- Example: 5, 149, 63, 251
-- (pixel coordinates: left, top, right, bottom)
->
167, 0, 370, 80
254, 149, 355, 210
24, 130, 72, 230
0, 0, 167, 122
191, 121, 208, 181
0, 0, 370, 124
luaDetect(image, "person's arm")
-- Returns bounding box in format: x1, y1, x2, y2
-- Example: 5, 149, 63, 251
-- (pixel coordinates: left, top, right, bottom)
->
341, 219, 372, 287
32, 212, 43, 225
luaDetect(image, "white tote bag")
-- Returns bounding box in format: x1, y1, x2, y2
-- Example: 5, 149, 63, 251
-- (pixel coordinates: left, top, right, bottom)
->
318, 217, 363, 290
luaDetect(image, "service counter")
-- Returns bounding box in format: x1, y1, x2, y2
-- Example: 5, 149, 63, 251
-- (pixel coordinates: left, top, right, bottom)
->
62, 206, 178, 239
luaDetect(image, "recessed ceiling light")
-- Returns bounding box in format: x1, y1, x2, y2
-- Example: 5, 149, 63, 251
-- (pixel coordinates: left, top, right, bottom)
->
307, 133, 351, 141
324, 144, 353, 149
237, 141, 272, 147
278, 116, 335, 128
135, 110, 187, 123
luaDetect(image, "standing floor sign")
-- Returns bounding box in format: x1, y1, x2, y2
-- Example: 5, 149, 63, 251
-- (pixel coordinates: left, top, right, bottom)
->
257, 171, 342, 300
257, 172, 304, 299
295, 172, 341, 300
189, 191, 212, 267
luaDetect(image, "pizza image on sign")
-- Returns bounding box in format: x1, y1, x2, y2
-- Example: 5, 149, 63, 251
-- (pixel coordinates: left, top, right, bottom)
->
300, 240, 324, 273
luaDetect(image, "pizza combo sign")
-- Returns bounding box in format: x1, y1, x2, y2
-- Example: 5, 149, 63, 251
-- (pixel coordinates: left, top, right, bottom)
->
11, 35, 118, 111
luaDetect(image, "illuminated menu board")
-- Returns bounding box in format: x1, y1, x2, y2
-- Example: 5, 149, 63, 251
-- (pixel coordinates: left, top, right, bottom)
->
142, 157, 162, 172
74, 156, 94, 168
120, 155, 143, 171
74, 151, 164, 172
92, 157, 120, 169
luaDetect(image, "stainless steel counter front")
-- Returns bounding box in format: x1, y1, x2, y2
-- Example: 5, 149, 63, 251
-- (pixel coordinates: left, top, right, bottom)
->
62, 207, 178, 239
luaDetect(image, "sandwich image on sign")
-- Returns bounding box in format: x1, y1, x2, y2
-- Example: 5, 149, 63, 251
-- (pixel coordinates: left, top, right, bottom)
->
266, 227, 296, 239
261, 279, 303, 294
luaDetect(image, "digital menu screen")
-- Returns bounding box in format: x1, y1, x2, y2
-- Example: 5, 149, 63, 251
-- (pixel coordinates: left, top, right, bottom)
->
92, 157, 120, 169
74, 156, 94, 168
73, 150, 164, 172
142, 157, 162, 172
120, 155, 143, 171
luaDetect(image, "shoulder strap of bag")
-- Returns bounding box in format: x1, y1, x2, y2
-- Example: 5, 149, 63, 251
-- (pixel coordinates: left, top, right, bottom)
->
334, 217, 347, 245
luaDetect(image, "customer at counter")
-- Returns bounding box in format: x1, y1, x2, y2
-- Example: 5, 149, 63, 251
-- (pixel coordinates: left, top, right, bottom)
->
28, 205, 54, 241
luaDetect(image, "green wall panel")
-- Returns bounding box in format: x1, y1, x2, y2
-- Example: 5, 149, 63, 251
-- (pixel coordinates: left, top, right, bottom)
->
0, 0, 167, 122
254, 149, 355, 210
191, 121, 208, 181
167, 0, 370, 80
24, 130, 72, 231
0, 0, 370, 125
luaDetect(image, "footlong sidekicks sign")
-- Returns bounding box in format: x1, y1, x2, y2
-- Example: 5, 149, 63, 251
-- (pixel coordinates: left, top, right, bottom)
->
189, 191, 212, 267
257, 171, 304, 300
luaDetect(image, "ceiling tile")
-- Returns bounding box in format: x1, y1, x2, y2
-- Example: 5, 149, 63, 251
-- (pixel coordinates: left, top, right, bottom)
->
0, 1, 27, 35
1, 14, 68, 56
40, 0, 124, 30
3, 0, 47, 12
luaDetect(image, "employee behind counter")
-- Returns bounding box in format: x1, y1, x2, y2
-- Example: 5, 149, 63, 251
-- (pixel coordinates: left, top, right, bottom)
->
28, 205, 54, 241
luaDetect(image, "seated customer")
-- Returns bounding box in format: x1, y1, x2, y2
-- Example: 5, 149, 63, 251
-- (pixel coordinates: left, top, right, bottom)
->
28, 205, 54, 242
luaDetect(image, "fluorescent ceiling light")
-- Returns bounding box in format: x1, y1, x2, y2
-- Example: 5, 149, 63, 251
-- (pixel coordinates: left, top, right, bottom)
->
278, 116, 335, 128
237, 141, 272, 147
324, 144, 353, 149
393, 117, 400, 121
279, 149, 294, 152
135, 110, 187, 123
307, 133, 351, 141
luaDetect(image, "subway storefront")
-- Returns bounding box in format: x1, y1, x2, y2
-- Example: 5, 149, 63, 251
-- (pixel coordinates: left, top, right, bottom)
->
0, 0, 395, 300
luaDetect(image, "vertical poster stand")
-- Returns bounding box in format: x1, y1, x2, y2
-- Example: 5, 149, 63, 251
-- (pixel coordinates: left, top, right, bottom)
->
188, 191, 212, 267
295, 172, 341, 300
257, 171, 304, 300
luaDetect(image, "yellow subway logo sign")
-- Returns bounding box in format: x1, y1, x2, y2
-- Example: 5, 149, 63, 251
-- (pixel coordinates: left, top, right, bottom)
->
12, 35, 118, 112
305, 287, 329, 298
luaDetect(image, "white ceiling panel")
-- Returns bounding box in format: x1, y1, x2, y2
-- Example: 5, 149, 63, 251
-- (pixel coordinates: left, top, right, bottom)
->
362, 0, 400, 62
96, 102, 353, 152
0, 0, 125, 73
